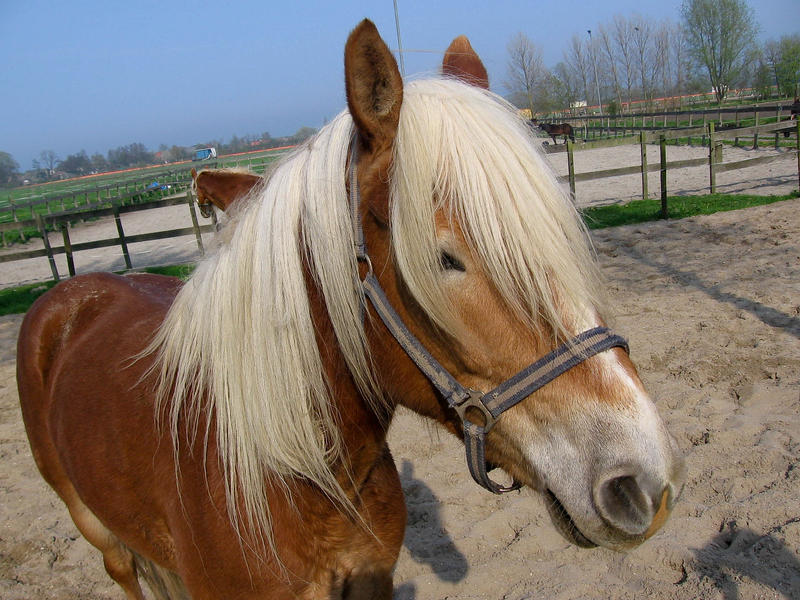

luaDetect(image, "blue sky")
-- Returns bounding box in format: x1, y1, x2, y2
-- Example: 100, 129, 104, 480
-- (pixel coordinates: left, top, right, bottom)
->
2, 0, 798, 170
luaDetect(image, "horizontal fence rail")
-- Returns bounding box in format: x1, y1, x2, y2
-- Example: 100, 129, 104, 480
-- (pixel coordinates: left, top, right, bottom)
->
539, 121, 799, 208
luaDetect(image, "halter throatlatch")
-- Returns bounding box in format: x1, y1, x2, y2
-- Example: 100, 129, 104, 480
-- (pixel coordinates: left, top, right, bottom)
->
348, 143, 629, 494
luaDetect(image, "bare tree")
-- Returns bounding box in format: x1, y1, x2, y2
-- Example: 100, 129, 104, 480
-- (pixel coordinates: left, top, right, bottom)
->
671, 22, 692, 100
39, 149, 59, 174
631, 16, 658, 102
681, 0, 758, 103
598, 25, 623, 109
505, 32, 547, 113
564, 34, 591, 104
612, 15, 637, 105
552, 61, 582, 108
655, 24, 673, 101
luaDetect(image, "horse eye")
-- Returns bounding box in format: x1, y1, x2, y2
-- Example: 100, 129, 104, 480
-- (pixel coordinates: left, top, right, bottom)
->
439, 251, 465, 272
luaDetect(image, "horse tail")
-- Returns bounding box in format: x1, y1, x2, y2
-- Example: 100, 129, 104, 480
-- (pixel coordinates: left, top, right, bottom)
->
130, 549, 190, 600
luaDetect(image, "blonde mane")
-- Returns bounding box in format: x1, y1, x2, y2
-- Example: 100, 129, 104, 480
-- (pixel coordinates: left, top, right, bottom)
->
148, 78, 602, 549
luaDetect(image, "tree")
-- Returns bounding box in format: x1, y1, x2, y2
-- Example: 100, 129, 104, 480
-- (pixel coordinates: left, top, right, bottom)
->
681, 0, 758, 103
505, 32, 547, 113
90, 153, 109, 173
59, 150, 92, 176
631, 16, 658, 103
765, 35, 800, 98
612, 15, 637, 105
0, 151, 20, 186
564, 34, 592, 105
39, 149, 59, 174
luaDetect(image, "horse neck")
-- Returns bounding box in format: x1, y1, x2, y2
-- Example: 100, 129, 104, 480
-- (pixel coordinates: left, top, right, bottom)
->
304, 264, 395, 488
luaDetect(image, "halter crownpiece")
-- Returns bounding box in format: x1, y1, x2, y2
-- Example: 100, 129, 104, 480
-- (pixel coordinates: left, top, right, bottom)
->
348, 141, 629, 494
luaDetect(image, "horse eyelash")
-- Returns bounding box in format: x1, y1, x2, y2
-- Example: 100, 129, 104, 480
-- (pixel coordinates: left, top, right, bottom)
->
439, 250, 466, 272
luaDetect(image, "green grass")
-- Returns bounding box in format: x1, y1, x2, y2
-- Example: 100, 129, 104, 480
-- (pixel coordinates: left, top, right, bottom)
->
1, 193, 797, 315
0, 280, 59, 316
581, 191, 799, 229
136, 264, 196, 279
0, 264, 195, 316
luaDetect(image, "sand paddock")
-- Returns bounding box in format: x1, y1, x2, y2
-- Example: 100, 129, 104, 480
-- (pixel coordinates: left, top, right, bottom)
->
0, 143, 798, 598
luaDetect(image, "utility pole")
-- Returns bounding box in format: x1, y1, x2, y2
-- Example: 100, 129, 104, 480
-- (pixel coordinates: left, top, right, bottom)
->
587, 30, 602, 116
393, 0, 406, 77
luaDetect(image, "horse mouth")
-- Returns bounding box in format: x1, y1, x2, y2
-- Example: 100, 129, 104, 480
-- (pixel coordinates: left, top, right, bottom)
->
544, 489, 597, 548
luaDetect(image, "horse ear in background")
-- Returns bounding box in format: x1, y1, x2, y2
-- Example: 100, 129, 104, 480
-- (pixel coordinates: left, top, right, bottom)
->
191, 167, 262, 218
442, 35, 489, 89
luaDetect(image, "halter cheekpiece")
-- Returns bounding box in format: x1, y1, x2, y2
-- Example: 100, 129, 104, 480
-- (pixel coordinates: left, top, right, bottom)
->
348, 140, 629, 494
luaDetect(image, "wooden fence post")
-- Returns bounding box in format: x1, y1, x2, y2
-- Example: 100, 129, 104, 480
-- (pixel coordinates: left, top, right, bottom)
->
566, 139, 576, 200
796, 120, 800, 191
752, 108, 759, 149
187, 190, 204, 255
60, 223, 76, 277
640, 131, 649, 200
36, 214, 59, 282
113, 206, 132, 270
708, 122, 717, 194
660, 134, 668, 219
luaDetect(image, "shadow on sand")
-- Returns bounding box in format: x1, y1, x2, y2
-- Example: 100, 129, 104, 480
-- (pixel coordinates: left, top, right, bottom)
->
687, 521, 800, 599
393, 460, 469, 599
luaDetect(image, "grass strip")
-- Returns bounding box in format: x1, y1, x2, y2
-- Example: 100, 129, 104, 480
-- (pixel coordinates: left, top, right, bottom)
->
581, 191, 798, 229
0, 265, 195, 316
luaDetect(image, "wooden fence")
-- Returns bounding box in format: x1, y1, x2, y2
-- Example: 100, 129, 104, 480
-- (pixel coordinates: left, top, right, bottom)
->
542, 120, 800, 215
0, 123, 798, 286
541, 99, 795, 132
0, 190, 214, 283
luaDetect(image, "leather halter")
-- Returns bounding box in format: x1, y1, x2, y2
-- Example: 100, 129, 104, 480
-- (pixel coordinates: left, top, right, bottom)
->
348, 142, 629, 494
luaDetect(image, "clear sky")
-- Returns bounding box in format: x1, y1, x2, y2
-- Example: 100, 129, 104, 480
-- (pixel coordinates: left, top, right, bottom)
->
2, 0, 798, 170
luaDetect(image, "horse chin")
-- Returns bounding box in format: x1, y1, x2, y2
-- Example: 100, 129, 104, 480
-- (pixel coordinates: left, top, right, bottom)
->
544, 489, 598, 549
199, 204, 213, 219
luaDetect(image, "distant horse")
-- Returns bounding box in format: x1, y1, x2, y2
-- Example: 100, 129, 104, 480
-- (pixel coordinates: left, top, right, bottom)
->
191, 167, 262, 217
17, 20, 684, 599
532, 118, 576, 144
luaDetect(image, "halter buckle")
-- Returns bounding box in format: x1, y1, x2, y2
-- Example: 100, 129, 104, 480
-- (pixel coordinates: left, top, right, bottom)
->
453, 389, 496, 433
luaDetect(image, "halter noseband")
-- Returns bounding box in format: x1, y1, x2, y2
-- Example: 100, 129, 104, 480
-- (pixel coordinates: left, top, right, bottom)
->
348, 142, 629, 494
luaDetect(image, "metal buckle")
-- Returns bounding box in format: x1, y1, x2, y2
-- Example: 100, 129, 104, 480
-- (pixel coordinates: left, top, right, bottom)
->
453, 389, 496, 433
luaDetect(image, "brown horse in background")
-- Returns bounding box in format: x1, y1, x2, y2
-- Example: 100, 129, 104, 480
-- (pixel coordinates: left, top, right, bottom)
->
191, 167, 262, 217
17, 20, 684, 599
532, 118, 576, 144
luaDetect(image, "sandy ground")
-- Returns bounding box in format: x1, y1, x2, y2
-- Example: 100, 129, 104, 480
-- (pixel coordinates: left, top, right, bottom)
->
1, 144, 799, 599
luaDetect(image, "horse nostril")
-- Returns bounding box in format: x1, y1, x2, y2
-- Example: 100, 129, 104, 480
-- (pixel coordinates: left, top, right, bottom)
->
594, 473, 661, 536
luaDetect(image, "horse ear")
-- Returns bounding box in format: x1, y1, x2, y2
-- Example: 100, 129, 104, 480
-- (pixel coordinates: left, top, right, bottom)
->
191, 167, 197, 181
345, 19, 403, 153
442, 35, 489, 89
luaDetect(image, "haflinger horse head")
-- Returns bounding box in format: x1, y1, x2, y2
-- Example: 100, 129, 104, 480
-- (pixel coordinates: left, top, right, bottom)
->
191, 166, 262, 217
347, 20, 684, 551
17, 18, 685, 599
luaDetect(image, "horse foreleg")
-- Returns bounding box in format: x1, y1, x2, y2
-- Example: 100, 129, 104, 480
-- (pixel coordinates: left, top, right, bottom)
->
63, 488, 146, 600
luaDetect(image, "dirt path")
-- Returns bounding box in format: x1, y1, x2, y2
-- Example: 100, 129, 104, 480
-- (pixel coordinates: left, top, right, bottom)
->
1, 197, 798, 598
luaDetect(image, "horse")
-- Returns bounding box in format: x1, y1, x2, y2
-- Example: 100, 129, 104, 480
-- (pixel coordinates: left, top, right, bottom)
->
17, 19, 685, 599
191, 167, 262, 217
532, 118, 576, 144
